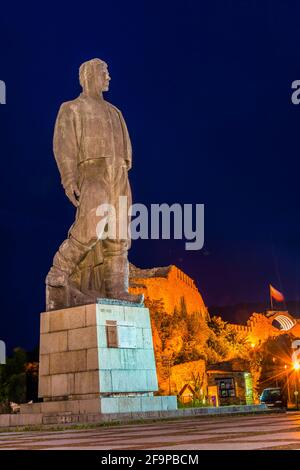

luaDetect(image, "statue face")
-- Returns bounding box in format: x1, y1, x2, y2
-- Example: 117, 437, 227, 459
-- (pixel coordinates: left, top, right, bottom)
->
93, 62, 110, 93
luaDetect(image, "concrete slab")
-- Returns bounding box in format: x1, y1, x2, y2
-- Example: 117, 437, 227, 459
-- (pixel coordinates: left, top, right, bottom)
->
0, 404, 269, 430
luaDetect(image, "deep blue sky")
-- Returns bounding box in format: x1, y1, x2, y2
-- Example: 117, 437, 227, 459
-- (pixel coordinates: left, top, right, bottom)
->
1, 1, 300, 351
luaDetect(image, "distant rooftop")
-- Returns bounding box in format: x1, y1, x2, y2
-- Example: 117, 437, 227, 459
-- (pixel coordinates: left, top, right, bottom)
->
129, 264, 172, 279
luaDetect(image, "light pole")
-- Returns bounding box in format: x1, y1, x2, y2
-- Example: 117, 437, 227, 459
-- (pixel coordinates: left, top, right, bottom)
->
272, 357, 279, 388
296, 372, 299, 411
0, 341, 6, 365
293, 361, 300, 410
285, 364, 291, 407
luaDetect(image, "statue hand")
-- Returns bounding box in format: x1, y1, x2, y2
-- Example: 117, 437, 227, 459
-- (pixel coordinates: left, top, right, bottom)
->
65, 183, 80, 207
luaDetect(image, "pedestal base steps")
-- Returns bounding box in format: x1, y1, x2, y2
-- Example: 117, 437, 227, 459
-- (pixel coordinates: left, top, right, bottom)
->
0, 404, 271, 428
20, 395, 177, 415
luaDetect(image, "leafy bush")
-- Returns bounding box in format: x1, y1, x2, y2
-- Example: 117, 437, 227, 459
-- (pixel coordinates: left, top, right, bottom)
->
0, 347, 39, 412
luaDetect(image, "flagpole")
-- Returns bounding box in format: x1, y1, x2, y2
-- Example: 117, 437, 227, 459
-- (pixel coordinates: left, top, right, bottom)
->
269, 285, 273, 310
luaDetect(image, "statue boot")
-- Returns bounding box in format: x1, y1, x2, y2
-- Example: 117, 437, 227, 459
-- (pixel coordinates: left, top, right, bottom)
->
46, 237, 89, 287
45, 237, 98, 311
104, 254, 144, 304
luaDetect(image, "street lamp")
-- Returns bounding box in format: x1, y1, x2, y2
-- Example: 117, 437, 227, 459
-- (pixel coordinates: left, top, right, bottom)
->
0, 341, 6, 365
293, 361, 300, 371
293, 361, 300, 410
284, 364, 291, 407
272, 357, 279, 387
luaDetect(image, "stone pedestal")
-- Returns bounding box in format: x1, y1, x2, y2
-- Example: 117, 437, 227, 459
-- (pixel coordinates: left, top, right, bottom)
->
35, 301, 177, 414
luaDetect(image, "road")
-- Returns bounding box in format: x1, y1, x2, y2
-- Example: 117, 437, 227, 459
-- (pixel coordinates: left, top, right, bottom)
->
0, 412, 300, 450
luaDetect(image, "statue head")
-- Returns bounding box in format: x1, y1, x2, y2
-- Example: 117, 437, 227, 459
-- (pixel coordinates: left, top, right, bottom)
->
79, 58, 110, 96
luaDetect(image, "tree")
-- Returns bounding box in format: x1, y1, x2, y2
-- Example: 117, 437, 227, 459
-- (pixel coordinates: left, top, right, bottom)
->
190, 371, 205, 400
0, 348, 27, 410
0, 347, 39, 412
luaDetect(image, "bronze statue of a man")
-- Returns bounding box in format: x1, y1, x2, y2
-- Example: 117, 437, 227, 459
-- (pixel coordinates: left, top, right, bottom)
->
46, 58, 142, 311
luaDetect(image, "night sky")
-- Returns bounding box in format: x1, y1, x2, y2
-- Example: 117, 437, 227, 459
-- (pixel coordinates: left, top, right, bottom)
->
1, 1, 300, 351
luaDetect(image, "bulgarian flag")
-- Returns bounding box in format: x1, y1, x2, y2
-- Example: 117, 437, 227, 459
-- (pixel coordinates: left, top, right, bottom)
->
270, 284, 285, 302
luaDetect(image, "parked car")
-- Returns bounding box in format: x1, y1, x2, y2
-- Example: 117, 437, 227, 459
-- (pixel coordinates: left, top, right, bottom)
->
260, 387, 287, 409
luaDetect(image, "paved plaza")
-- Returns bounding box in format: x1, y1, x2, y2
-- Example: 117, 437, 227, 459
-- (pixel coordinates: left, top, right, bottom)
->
0, 412, 300, 450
